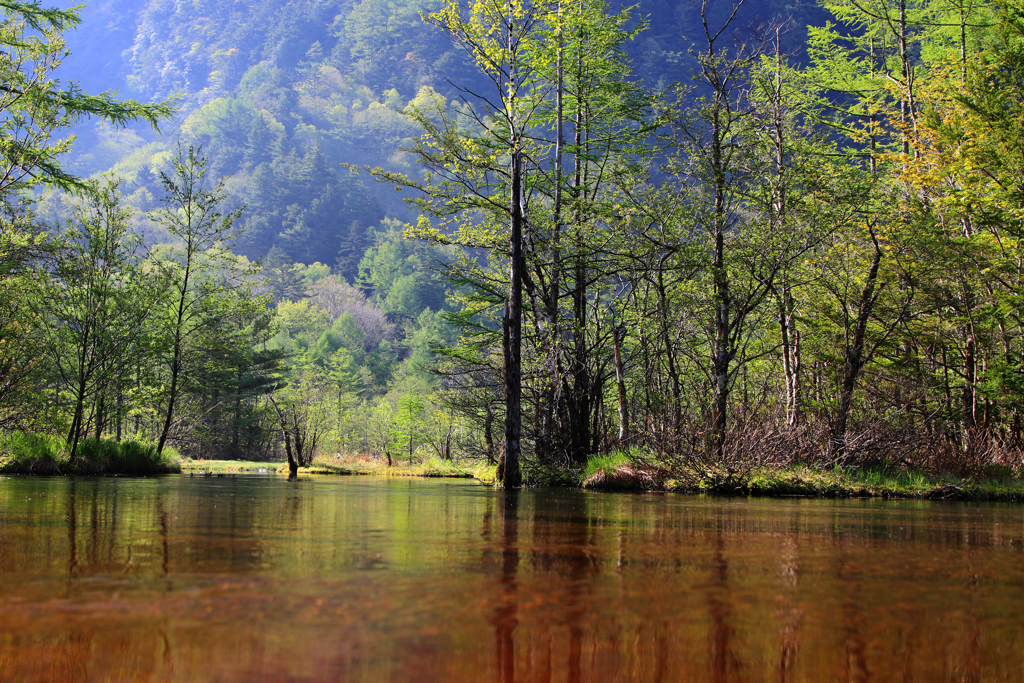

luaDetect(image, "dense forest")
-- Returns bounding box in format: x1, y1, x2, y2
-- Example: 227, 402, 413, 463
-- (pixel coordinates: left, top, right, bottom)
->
2, 0, 1023, 485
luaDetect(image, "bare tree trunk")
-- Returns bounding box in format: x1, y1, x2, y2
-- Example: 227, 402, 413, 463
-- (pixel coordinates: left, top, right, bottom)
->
566, 46, 590, 466
711, 105, 731, 464
612, 325, 628, 446
963, 333, 977, 429
655, 271, 683, 438
232, 367, 242, 456
157, 331, 183, 456
830, 233, 883, 459
539, 0, 565, 464
485, 404, 495, 464
269, 396, 298, 476
283, 425, 297, 476
779, 286, 801, 427
94, 393, 104, 441
66, 336, 90, 460
768, 42, 801, 429
116, 387, 122, 442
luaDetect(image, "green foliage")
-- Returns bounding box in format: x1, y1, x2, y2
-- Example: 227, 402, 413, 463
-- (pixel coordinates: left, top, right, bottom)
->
275, 299, 330, 348
74, 438, 181, 474
358, 218, 451, 318
395, 390, 425, 461
38, 177, 162, 458
149, 145, 270, 455
0, 432, 180, 474
0, 1, 172, 196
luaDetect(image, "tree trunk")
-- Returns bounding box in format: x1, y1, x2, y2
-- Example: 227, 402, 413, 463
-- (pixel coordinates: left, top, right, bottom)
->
612, 325, 628, 446
711, 107, 731, 464
156, 336, 182, 456
539, 0, 565, 464
67, 392, 84, 461
232, 367, 242, 457
284, 426, 297, 477
94, 393, 104, 441
567, 74, 590, 466
830, 234, 883, 459
270, 396, 298, 476
963, 333, 977, 429
485, 404, 495, 464
779, 286, 801, 427
500, 152, 524, 488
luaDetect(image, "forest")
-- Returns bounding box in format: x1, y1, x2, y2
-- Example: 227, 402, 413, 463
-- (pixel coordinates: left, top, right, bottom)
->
1, 0, 1022, 489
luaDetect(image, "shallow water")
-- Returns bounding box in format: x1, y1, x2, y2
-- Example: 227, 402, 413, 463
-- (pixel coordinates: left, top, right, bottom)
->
1, 474, 1023, 681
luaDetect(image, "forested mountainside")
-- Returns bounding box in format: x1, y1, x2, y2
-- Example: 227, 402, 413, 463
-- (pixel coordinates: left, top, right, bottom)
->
54, 0, 829, 271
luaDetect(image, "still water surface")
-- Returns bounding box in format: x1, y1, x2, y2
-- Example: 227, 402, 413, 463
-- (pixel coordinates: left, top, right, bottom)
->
1, 474, 1023, 681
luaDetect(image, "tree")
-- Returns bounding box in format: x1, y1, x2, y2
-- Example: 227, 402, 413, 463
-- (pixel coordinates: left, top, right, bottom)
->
396, 390, 425, 460
377, 0, 547, 487
378, 0, 651, 481
366, 397, 398, 466
648, 2, 795, 462
184, 301, 286, 459
270, 365, 332, 476
891, 0, 1024, 448
149, 145, 261, 456
38, 178, 159, 457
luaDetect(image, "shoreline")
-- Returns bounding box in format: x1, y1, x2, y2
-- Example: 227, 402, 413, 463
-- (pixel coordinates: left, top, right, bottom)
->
6, 456, 1024, 503
581, 464, 1024, 502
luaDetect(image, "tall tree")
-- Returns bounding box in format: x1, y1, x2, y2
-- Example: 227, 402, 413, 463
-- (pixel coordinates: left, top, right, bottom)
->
377, 0, 550, 486
150, 145, 261, 456
40, 178, 159, 458
657, 1, 789, 461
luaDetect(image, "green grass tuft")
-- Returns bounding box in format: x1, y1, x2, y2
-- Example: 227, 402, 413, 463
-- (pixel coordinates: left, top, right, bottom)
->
0, 432, 180, 475
584, 451, 633, 480
0, 431, 64, 473
580, 449, 667, 491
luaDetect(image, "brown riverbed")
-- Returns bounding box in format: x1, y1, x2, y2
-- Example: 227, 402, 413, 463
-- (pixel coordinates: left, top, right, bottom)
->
0, 474, 1022, 681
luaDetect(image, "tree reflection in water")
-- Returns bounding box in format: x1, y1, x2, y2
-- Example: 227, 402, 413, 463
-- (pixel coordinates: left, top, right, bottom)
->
2, 478, 1024, 681
491, 490, 518, 683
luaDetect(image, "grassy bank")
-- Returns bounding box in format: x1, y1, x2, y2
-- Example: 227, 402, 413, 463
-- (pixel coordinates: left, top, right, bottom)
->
297, 453, 477, 478
179, 454, 488, 479
0, 432, 181, 475
180, 459, 280, 473
580, 451, 1024, 501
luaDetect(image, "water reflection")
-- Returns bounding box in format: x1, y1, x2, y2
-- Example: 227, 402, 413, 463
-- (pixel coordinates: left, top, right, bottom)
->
2, 477, 1024, 681
492, 491, 518, 683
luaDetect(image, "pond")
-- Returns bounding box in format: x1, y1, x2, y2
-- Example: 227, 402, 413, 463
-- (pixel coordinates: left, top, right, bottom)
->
1, 474, 1023, 681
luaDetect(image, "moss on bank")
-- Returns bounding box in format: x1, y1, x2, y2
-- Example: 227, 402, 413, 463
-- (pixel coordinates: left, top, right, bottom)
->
581, 458, 1024, 502
0, 432, 181, 475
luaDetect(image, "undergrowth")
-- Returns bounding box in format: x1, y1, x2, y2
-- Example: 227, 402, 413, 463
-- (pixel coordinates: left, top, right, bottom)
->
0, 432, 181, 475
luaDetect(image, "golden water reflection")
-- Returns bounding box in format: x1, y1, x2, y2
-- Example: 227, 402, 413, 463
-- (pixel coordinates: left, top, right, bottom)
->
1, 475, 1023, 681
